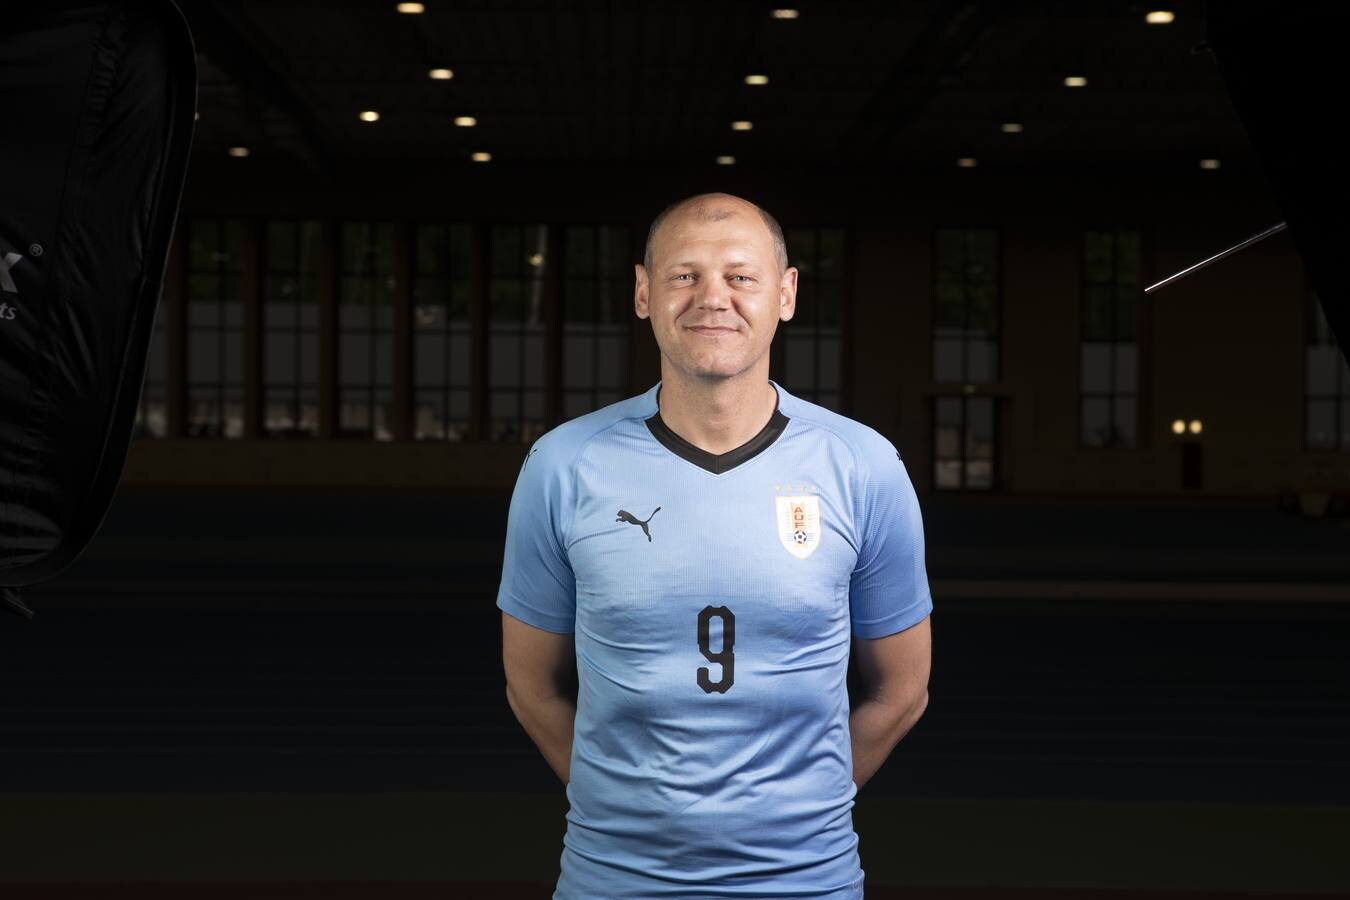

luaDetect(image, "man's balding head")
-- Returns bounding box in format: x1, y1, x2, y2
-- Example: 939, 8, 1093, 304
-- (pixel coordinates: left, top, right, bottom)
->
643, 192, 788, 274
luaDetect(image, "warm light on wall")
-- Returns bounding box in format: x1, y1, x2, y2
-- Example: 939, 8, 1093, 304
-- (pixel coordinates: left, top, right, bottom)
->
428, 68, 453, 80
1064, 75, 1088, 87
716, 155, 736, 166
471, 151, 491, 162
745, 74, 769, 86
1171, 419, 1186, 435
358, 110, 380, 122
1188, 419, 1203, 435
1145, 10, 1175, 24
227, 146, 250, 158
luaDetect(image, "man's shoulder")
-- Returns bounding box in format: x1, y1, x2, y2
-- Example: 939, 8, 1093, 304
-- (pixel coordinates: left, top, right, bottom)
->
524, 392, 651, 472
785, 394, 902, 466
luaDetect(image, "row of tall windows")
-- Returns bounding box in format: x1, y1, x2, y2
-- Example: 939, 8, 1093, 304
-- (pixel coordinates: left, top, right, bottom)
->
134, 218, 847, 441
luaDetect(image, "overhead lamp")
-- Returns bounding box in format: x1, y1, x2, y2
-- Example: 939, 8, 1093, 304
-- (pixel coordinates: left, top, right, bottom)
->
428, 68, 454, 80
454, 116, 477, 127
770, 8, 799, 18
1188, 419, 1203, 435
731, 120, 753, 131
1171, 419, 1186, 435
956, 157, 977, 168
358, 110, 380, 123
716, 155, 736, 166
1000, 122, 1024, 133
397, 3, 425, 13
1064, 75, 1087, 87
227, 146, 250, 158
471, 151, 492, 162
1199, 158, 1221, 170
745, 74, 769, 86
1145, 10, 1175, 24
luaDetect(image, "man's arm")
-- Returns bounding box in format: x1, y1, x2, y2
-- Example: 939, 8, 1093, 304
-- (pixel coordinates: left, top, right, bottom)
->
849, 615, 931, 791
502, 611, 578, 786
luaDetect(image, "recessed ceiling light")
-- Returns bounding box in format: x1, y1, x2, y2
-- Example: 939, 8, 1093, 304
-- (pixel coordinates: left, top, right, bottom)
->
1171, 419, 1186, 435
770, 8, 799, 18
1199, 158, 1221, 170
731, 120, 753, 131
471, 151, 492, 162
1145, 10, 1175, 24
428, 68, 454, 80
228, 146, 250, 158
1064, 75, 1087, 87
359, 110, 380, 122
1000, 122, 1023, 133
397, 3, 425, 13
1188, 419, 1203, 435
454, 116, 477, 127
956, 157, 978, 168
745, 74, 769, 86
716, 155, 736, 166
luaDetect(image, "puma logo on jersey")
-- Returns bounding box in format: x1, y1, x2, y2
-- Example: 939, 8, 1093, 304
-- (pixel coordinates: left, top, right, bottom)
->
616, 506, 660, 542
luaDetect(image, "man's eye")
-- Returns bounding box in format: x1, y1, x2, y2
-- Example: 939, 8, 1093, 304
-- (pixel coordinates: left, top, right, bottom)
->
673, 273, 694, 281
731, 274, 752, 283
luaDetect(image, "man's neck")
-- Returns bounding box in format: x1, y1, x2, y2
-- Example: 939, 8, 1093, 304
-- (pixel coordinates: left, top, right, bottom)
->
655, 368, 779, 457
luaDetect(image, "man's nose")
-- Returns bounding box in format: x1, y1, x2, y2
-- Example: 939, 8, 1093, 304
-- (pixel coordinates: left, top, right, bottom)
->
694, 279, 731, 308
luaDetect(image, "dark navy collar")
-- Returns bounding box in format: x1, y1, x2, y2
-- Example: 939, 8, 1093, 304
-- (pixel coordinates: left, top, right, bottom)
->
644, 385, 789, 475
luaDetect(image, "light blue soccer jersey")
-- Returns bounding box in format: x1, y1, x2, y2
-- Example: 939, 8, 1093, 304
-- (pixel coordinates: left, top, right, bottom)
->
497, 378, 933, 899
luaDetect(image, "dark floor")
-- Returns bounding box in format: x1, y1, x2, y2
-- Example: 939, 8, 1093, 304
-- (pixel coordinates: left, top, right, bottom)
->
2, 489, 1348, 893
0, 598, 1347, 804
2, 488, 1349, 803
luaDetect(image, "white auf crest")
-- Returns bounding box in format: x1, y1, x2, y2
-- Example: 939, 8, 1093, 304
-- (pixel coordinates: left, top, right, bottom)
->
776, 495, 821, 559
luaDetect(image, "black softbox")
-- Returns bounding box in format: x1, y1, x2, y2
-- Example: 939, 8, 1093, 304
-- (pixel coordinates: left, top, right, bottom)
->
0, 1, 196, 619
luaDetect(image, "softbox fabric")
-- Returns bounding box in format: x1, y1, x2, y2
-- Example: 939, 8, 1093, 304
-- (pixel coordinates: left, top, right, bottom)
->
0, 1, 196, 617
1207, 1, 1350, 357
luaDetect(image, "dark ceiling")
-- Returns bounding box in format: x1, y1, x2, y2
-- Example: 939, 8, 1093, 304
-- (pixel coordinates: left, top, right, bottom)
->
181, 0, 1255, 175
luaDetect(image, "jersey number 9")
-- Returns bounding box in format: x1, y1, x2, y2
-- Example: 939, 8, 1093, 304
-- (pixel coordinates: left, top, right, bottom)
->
697, 605, 736, 694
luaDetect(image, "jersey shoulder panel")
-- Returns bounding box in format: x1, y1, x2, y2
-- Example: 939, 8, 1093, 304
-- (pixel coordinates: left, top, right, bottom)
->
523, 391, 656, 483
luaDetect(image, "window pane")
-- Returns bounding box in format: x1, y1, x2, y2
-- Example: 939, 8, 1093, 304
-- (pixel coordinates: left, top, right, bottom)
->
966, 397, 995, 460
1307, 399, 1336, 449
933, 338, 963, 383
1084, 231, 1114, 283
1307, 346, 1341, 395
1114, 343, 1138, 391
1116, 231, 1141, 283
1114, 395, 1137, 448
1114, 284, 1139, 340
1082, 343, 1113, 393
1083, 285, 1113, 340
1082, 397, 1111, 447
966, 339, 997, 383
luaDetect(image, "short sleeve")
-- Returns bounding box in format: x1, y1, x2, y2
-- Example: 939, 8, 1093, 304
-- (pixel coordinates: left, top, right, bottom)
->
495, 433, 577, 634
848, 433, 933, 639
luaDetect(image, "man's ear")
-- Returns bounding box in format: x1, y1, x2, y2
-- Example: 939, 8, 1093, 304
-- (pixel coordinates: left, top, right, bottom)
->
779, 266, 798, 323
634, 263, 650, 320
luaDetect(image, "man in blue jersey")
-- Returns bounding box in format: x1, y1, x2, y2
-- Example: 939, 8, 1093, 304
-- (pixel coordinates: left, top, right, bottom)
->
498, 192, 932, 899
